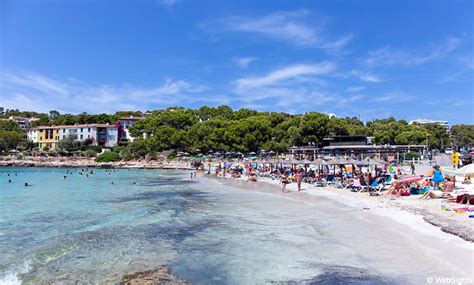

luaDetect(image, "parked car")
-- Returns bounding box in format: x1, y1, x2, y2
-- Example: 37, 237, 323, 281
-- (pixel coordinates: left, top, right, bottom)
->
461, 153, 473, 165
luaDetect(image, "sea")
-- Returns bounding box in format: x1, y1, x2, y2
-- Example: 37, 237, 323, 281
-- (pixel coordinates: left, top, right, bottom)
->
0, 168, 472, 284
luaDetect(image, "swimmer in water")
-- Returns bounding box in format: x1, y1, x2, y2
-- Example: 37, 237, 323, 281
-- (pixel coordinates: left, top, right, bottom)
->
64, 176, 67, 179
8, 179, 12, 183
24, 182, 29, 187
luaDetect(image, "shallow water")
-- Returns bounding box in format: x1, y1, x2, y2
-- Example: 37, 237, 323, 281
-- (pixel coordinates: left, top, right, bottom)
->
0, 168, 472, 284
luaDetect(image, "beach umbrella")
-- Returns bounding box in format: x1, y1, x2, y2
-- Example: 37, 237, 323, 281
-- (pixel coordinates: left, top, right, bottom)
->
249, 151, 257, 155
456, 164, 474, 176
313, 159, 328, 165
346, 158, 360, 165
394, 175, 423, 184
268, 150, 276, 154
440, 167, 456, 176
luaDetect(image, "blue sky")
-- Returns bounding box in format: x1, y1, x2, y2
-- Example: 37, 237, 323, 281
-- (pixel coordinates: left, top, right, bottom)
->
1, 0, 473, 124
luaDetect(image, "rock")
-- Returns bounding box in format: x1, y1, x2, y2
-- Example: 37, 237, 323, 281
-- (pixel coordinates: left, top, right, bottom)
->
120, 266, 187, 285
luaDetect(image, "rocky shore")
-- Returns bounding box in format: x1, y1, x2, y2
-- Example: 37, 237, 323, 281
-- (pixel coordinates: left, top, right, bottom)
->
121, 266, 187, 285
0, 158, 193, 170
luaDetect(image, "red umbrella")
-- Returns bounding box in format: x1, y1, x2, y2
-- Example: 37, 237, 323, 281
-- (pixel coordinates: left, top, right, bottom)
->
394, 175, 424, 184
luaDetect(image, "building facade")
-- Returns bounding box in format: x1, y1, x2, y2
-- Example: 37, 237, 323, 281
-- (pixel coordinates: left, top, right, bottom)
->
409, 119, 449, 129
1, 116, 39, 129
28, 124, 119, 150
117, 116, 144, 142
32, 126, 61, 150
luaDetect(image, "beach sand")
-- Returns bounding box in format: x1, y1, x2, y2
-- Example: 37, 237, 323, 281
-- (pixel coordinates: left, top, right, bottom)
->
203, 174, 474, 282
222, 174, 474, 242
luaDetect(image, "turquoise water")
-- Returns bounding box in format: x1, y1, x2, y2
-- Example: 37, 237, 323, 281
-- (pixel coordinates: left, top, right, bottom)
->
0, 168, 472, 284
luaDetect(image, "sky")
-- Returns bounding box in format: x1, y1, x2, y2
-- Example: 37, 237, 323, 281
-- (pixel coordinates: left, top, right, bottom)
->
0, 0, 473, 124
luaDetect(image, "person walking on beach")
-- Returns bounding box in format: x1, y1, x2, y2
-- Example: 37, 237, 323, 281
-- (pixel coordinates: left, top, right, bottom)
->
410, 162, 416, 175
280, 173, 289, 193
295, 169, 303, 192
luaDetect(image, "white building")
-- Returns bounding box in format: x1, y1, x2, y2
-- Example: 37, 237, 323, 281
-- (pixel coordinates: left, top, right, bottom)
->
3, 116, 39, 129
27, 128, 38, 142
409, 119, 449, 129
28, 123, 119, 149
117, 116, 144, 142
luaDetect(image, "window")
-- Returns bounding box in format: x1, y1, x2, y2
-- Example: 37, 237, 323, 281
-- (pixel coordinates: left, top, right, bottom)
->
40, 143, 42, 148
88, 128, 91, 132
63, 129, 66, 133
88, 135, 90, 138
39, 137, 43, 141
81, 128, 83, 132
63, 135, 65, 139
80, 134, 83, 139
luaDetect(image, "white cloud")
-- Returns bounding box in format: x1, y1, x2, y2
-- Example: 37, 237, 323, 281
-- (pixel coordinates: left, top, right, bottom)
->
364, 37, 462, 67
203, 10, 353, 50
0, 72, 208, 113
233, 57, 257, 68
345, 86, 366, 93
439, 53, 474, 83
235, 62, 335, 89
373, 91, 413, 103
351, 70, 382, 83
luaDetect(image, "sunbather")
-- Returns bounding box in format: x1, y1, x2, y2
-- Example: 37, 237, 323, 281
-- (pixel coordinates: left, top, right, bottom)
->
419, 190, 454, 199
384, 182, 410, 197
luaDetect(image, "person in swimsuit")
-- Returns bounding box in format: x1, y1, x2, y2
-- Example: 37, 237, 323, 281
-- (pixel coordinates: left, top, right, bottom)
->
281, 173, 289, 193
295, 169, 303, 192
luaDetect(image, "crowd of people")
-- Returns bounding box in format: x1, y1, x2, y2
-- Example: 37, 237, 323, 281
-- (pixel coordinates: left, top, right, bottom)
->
195, 160, 473, 205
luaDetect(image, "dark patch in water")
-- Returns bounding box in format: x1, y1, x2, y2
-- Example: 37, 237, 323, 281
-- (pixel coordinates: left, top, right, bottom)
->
269, 265, 396, 285
139, 177, 197, 187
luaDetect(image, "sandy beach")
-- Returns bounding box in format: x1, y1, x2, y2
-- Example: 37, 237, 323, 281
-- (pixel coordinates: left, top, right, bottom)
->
209, 172, 474, 243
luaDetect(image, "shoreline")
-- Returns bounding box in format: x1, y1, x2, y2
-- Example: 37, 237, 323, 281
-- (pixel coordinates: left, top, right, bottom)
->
3, 161, 473, 242
206, 173, 474, 243
0, 159, 193, 170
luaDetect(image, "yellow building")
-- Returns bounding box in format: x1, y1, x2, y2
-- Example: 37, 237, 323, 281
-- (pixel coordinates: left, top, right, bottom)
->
37, 126, 61, 150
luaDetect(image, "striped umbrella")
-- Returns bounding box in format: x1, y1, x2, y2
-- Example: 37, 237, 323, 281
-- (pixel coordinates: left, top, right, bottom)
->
394, 175, 424, 184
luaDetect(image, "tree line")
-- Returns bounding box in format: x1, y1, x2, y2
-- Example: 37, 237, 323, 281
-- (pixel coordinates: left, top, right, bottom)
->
1, 106, 473, 158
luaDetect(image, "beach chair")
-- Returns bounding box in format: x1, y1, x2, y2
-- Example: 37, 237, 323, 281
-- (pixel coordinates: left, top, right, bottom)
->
381, 175, 393, 191
350, 179, 363, 192
368, 178, 384, 192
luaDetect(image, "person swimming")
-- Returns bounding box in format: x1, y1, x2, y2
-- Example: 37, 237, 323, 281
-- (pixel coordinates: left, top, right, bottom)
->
24, 182, 29, 187
8, 179, 11, 183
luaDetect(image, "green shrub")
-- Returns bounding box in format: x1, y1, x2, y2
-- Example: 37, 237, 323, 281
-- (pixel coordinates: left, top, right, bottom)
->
167, 151, 177, 160
404, 152, 420, 160
83, 149, 97, 158
95, 152, 121, 162
17, 153, 24, 160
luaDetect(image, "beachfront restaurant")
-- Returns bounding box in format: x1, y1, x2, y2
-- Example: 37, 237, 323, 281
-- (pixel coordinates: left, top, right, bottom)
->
289, 136, 427, 162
